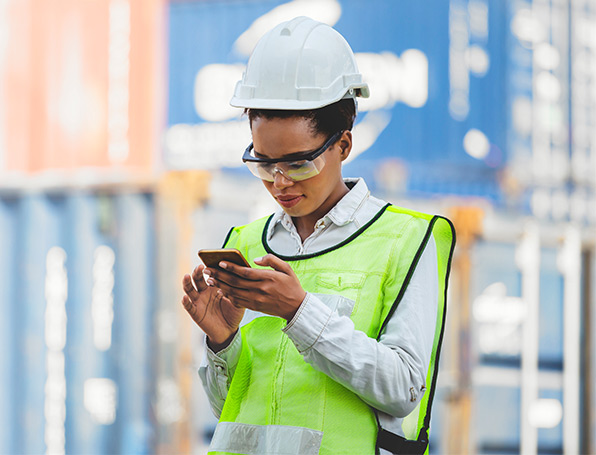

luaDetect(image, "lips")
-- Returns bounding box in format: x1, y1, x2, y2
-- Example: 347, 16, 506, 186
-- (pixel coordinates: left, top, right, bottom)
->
276, 194, 303, 209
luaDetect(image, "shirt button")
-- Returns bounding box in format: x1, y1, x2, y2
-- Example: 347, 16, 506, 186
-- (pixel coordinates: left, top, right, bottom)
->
410, 387, 417, 402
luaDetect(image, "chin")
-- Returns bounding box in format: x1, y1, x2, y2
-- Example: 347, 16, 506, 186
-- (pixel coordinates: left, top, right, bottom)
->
279, 201, 311, 218
280, 205, 302, 217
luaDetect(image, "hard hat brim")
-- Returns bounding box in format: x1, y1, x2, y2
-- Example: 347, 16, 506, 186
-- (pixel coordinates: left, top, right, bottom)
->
230, 84, 370, 110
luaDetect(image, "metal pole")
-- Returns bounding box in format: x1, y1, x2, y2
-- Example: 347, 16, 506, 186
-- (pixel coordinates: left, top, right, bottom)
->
558, 225, 581, 455
517, 222, 540, 455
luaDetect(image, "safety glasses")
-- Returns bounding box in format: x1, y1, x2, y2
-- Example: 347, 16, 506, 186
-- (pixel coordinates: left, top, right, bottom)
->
242, 131, 343, 182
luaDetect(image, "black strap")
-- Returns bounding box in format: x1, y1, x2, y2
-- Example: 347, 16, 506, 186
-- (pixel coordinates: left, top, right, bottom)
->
376, 428, 428, 455
374, 215, 456, 455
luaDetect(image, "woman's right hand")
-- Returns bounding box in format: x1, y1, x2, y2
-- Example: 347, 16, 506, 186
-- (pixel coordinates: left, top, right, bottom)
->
181, 264, 245, 351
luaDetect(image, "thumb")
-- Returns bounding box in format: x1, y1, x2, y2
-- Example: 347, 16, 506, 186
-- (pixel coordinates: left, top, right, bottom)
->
254, 254, 292, 274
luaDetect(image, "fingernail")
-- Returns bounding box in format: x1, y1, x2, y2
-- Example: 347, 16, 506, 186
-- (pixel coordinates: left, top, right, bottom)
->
254, 257, 262, 262
219, 262, 227, 269
203, 269, 211, 276
207, 278, 215, 286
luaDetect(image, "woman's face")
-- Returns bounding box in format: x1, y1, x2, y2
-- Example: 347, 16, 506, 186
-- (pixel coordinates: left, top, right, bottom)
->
251, 116, 351, 222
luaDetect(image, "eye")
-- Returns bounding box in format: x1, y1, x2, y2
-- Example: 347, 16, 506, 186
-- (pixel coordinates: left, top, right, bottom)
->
287, 161, 307, 170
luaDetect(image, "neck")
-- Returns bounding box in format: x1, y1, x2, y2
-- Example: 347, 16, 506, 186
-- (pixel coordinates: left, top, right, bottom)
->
292, 180, 350, 242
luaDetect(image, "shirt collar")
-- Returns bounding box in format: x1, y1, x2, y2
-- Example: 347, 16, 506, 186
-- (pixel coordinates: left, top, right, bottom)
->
266, 178, 370, 241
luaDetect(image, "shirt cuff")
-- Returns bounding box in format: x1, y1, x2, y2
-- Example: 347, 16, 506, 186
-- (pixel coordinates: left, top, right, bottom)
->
205, 330, 242, 377
283, 292, 333, 353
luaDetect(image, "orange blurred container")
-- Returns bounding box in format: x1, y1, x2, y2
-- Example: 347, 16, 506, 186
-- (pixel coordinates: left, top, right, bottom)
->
0, 0, 165, 173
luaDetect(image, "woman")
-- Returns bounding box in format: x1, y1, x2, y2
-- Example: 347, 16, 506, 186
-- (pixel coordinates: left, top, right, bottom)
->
182, 17, 455, 455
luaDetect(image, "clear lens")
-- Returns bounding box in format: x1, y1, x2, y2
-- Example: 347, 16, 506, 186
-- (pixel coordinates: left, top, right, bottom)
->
245, 155, 326, 182
282, 157, 324, 180
245, 162, 275, 181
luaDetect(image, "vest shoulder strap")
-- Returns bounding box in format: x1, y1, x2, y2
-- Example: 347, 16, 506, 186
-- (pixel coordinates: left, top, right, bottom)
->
376, 213, 455, 455
221, 215, 271, 249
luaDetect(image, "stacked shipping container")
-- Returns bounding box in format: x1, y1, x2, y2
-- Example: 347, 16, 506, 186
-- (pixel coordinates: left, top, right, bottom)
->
0, 1, 169, 454
0, 190, 156, 454
0, 0, 164, 173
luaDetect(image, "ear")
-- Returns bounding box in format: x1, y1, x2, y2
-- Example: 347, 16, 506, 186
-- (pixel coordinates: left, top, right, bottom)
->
338, 130, 352, 162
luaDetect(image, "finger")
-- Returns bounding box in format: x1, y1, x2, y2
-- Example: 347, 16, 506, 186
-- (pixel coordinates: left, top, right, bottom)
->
217, 290, 245, 309
218, 261, 265, 281
182, 274, 200, 300
253, 254, 293, 274
208, 267, 259, 290
183, 292, 209, 325
216, 292, 241, 326
214, 279, 259, 304
192, 264, 208, 291
181, 294, 198, 318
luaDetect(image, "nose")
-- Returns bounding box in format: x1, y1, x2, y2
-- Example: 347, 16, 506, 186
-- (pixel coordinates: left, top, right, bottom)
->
272, 169, 294, 189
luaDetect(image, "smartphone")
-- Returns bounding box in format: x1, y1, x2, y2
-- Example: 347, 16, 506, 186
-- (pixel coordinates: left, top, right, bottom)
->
198, 248, 251, 269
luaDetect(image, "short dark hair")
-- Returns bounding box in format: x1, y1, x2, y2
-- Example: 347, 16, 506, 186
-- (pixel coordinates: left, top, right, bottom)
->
244, 98, 357, 137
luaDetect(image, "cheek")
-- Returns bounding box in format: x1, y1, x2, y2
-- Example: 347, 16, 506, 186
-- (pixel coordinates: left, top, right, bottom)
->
324, 153, 343, 176
313, 158, 341, 188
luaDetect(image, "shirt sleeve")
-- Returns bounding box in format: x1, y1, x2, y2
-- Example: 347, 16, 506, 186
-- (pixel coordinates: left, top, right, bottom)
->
282, 234, 439, 418
198, 330, 242, 418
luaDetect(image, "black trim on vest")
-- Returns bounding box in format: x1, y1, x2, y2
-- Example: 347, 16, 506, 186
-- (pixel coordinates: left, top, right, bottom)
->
260, 203, 392, 261
374, 215, 456, 455
375, 215, 437, 341
422, 216, 456, 431
221, 226, 236, 248
374, 412, 429, 455
376, 429, 428, 455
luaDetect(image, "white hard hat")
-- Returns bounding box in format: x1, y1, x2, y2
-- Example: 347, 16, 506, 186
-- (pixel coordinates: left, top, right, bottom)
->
230, 16, 370, 110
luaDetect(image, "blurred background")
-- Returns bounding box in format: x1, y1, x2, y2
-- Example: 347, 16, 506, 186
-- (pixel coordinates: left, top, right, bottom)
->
0, 0, 595, 454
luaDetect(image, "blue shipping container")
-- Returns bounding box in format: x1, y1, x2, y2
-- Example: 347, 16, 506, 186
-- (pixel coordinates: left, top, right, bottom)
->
0, 189, 157, 455
166, 0, 510, 201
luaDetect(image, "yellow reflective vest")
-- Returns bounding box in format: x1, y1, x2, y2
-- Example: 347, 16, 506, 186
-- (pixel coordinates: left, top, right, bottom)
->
209, 204, 455, 455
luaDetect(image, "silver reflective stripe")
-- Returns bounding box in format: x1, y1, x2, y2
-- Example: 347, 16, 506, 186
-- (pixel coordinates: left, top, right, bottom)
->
209, 422, 323, 455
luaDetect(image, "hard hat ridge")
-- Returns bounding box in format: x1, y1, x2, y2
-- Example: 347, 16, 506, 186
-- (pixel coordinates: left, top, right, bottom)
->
230, 16, 369, 110
278, 15, 312, 36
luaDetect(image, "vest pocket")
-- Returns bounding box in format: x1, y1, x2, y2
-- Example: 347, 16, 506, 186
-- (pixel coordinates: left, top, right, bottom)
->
314, 271, 366, 314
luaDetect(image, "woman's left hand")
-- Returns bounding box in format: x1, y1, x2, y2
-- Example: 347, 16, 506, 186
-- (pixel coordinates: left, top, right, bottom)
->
204, 254, 306, 321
